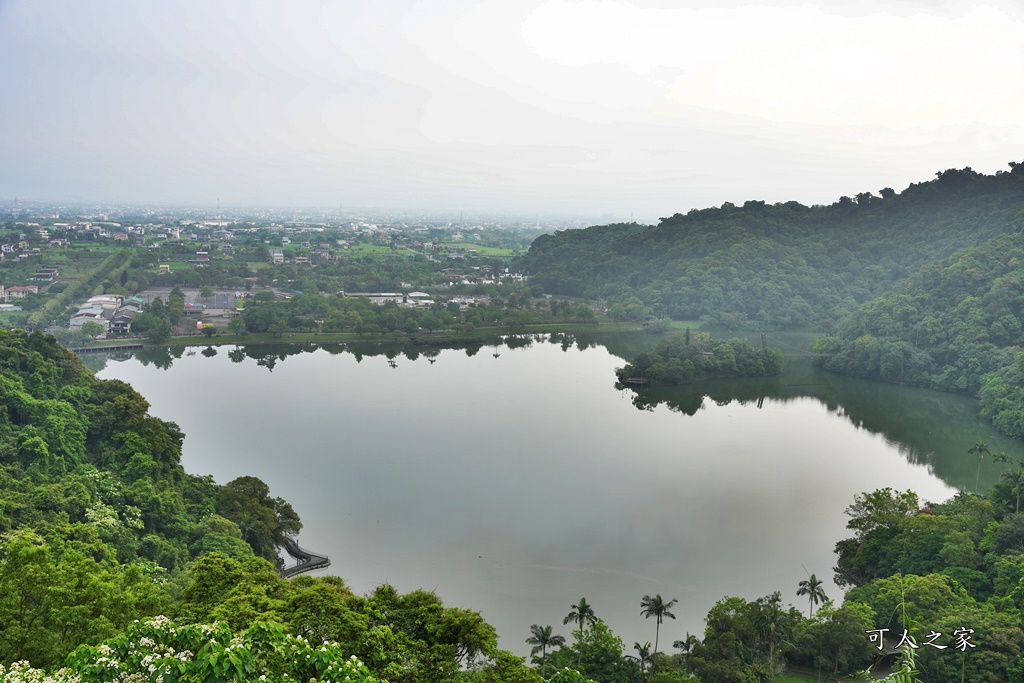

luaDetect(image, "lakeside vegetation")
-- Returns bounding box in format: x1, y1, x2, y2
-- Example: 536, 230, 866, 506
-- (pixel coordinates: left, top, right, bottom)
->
813, 229, 1024, 439
615, 333, 784, 385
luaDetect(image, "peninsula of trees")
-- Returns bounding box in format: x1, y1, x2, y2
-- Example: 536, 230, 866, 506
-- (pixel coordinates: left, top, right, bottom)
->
615, 333, 783, 385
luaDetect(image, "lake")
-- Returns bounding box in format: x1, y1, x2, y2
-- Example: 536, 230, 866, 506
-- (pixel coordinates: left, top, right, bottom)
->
92, 333, 1021, 657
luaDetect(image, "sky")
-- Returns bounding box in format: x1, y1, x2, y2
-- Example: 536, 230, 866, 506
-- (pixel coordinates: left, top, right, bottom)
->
2, 0, 1023, 221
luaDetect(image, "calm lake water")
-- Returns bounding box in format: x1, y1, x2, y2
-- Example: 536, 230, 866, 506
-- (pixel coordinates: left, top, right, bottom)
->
92, 333, 1022, 656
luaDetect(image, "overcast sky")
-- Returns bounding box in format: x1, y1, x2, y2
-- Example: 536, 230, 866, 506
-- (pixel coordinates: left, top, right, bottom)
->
2, 0, 1022, 220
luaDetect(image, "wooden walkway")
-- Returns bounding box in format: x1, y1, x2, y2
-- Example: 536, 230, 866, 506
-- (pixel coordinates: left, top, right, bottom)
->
67, 343, 145, 353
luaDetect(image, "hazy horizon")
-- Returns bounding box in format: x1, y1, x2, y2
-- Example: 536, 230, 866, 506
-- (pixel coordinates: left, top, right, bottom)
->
3, 0, 1023, 223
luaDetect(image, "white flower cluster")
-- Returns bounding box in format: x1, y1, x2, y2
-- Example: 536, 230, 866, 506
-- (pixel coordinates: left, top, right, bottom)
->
120, 506, 144, 530
85, 502, 120, 529
0, 661, 83, 683
3, 618, 378, 683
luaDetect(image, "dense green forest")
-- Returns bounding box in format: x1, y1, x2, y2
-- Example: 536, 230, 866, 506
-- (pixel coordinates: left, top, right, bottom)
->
813, 228, 1024, 438
615, 333, 783, 385
519, 164, 1024, 329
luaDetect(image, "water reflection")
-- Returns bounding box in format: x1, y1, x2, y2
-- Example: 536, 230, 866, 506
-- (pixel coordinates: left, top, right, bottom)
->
614, 361, 1018, 492
80, 332, 1021, 494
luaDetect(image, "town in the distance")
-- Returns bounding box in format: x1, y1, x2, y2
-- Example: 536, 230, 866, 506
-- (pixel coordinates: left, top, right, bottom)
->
0, 200, 602, 344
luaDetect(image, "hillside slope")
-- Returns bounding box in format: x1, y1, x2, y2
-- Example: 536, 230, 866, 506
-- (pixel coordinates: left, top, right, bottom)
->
815, 228, 1024, 437
520, 164, 1024, 327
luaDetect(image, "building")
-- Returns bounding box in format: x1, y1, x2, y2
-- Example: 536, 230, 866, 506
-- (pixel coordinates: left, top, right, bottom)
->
69, 309, 111, 333
32, 267, 60, 282
86, 294, 123, 307
69, 294, 142, 335
109, 310, 136, 335
5, 285, 39, 299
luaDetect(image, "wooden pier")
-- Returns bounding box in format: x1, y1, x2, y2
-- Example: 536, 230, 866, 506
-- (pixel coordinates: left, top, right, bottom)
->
67, 343, 145, 353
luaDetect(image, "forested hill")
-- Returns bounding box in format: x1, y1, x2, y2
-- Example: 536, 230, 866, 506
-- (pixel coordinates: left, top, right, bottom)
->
814, 228, 1024, 438
0, 329, 300, 667
519, 163, 1024, 327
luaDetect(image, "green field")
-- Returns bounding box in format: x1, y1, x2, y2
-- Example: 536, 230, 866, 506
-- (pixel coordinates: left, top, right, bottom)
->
453, 242, 516, 256
346, 243, 402, 255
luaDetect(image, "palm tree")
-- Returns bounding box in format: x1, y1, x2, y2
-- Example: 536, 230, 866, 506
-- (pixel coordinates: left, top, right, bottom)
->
673, 633, 699, 674
639, 593, 677, 666
631, 641, 652, 683
796, 574, 828, 618
994, 452, 1024, 513
969, 439, 991, 493
526, 624, 565, 676
564, 597, 597, 634
564, 597, 597, 670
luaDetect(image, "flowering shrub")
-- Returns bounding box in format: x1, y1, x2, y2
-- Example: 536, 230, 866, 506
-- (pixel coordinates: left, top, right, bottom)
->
546, 668, 597, 683
0, 616, 379, 683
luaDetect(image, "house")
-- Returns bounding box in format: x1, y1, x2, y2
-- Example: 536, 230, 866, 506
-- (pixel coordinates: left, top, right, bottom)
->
270, 249, 284, 265
294, 256, 310, 265
119, 299, 144, 315
159, 264, 171, 274
109, 310, 135, 335
69, 310, 110, 332
32, 267, 60, 282
5, 285, 39, 299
